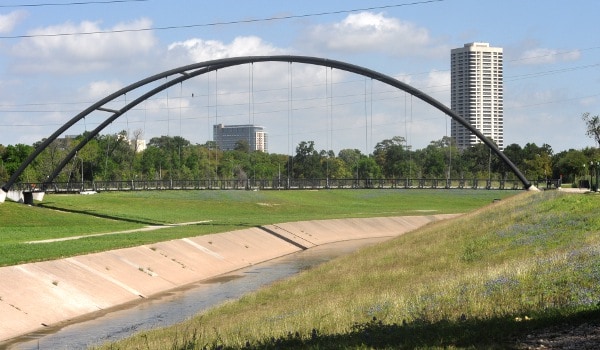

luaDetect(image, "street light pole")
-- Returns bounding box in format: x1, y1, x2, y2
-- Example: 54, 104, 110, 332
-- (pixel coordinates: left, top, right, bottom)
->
326, 155, 329, 189
81, 157, 84, 191
591, 161, 595, 191
595, 161, 600, 192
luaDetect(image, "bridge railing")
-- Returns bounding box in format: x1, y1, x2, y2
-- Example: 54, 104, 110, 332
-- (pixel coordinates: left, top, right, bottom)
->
9, 177, 540, 193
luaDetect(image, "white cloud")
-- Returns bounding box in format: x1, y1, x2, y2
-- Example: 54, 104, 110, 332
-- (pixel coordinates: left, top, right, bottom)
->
304, 12, 444, 57
80, 80, 124, 100
516, 47, 581, 65
165, 36, 302, 107
507, 86, 567, 110
0, 10, 27, 33
167, 36, 287, 64
579, 96, 598, 107
391, 69, 450, 105
10, 18, 157, 73
422, 70, 450, 100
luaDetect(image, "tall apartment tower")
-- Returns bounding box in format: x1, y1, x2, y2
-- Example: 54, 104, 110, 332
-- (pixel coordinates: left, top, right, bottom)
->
450, 42, 504, 150
213, 124, 268, 152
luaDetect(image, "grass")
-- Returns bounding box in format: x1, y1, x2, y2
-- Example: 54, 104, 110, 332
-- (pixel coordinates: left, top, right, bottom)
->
0, 189, 515, 266
93, 190, 600, 349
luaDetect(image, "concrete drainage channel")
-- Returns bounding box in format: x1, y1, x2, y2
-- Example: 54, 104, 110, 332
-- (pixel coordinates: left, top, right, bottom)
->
6, 238, 388, 349
0, 214, 459, 345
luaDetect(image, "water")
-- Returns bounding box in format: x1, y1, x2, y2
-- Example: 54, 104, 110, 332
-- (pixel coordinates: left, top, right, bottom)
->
4, 238, 386, 350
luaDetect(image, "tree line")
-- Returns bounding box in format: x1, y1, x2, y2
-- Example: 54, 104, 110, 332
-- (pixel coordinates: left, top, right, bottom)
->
1, 128, 599, 188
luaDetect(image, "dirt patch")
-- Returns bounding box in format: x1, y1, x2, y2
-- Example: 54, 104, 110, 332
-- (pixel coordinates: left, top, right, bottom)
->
514, 321, 600, 349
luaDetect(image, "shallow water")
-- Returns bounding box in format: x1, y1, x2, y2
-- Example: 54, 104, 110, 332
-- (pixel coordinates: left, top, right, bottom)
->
5, 238, 386, 350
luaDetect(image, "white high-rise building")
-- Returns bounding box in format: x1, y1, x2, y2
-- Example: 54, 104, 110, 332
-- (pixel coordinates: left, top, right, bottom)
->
450, 42, 504, 150
213, 124, 268, 152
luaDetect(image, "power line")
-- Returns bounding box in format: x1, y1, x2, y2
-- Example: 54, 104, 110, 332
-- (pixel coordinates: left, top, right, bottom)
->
510, 46, 600, 63
0, 0, 148, 8
1, 59, 598, 112
505, 92, 600, 110
0, 0, 444, 39
506, 63, 600, 82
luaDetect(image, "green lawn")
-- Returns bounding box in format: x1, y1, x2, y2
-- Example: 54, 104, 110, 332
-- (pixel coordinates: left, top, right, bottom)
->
0, 189, 517, 266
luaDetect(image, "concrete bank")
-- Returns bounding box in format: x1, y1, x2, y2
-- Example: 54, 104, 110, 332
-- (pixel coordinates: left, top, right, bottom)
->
0, 214, 457, 343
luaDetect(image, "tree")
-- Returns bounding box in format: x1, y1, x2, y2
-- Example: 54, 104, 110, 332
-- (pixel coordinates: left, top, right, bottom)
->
323, 157, 350, 179
458, 143, 494, 178
110, 132, 136, 180
76, 135, 101, 182
552, 149, 587, 183
357, 156, 381, 181
521, 143, 552, 180
147, 135, 192, 180
582, 112, 600, 148
234, 139, 250, 153
2, 144, 35, 182
418, 141, 446, 178
0, 144, 7, 182
418, 137, 456, 179
338, 149, 362, 167
498, 143, 523, 179
373, 136, 409, 178
32, 139, 69, 182
291, 141, 322, 179
140, 145, 163, 179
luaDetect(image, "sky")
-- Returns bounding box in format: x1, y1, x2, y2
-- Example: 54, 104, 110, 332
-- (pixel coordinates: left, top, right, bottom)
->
0, 0, 598, 156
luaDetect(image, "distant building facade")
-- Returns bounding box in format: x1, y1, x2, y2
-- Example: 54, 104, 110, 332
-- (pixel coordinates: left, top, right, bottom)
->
116, 132, 147, 153
213, 124, 268, 152
450, 42, 504, 150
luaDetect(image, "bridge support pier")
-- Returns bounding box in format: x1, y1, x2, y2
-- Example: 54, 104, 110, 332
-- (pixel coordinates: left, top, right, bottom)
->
32, 191, 45, 202
6, 190, 23, 203
0, 190, 44, 204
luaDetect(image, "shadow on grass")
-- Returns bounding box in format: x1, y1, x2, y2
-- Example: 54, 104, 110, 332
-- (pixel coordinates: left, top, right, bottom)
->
38, 203, 162, 226
38, 202, 259, 231
181, 308, 600, 350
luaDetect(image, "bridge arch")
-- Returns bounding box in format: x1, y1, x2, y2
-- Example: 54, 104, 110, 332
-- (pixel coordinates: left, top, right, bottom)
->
1, 55, 532, 193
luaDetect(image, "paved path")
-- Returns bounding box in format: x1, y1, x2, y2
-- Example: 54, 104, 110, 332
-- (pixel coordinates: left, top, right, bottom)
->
26, 221, 212, 244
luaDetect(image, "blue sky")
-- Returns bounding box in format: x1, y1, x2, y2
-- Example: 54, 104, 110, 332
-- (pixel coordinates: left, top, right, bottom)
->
0, 0, 598, 155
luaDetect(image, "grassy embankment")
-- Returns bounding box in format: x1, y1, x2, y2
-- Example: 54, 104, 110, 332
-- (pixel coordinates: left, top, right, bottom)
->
95, 190, 600, 349
0, 189, 514, 266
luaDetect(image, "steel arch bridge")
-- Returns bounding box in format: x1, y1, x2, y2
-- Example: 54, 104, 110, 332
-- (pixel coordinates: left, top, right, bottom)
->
0, 55, 532, 196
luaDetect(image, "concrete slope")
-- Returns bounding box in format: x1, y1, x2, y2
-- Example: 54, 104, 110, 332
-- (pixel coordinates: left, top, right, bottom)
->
0, 214, 458, 342
264, 215, 447, 247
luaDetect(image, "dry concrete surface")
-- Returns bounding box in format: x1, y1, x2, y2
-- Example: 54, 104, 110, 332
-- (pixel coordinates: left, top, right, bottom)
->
0, 214, 457, 343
